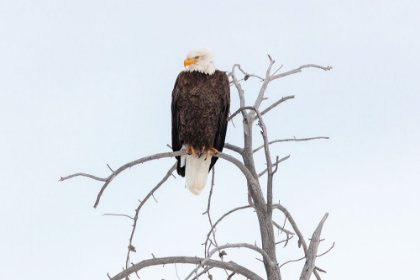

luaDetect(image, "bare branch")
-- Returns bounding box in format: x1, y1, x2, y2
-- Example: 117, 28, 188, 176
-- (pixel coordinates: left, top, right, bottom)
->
59, 173, 107, 182
270, 64, 332, 81
279, 240, 333, 269
272, 155, 280, 175
202, 168, 218, 252
253, 110, 274, 214
227, 106, 274, 214
250, 60, 274, 115
228, 106, 255, 121
209, 243, 275, 269
230, 64, 246, 110
271, 64, 283, 76
125, 163, 177, 269
317, 242, 335, 257
191, 267, 212, 280
175, 263, 181, 280
273, 204, 308, 254
204, 205, 253, 257
253, 137, 329, 153
235, 64, 265, 81
258, 155, 290, 177
213, 152, 260, 193
275, 235, 294, 246
313, 270, 322, 280
203, 168, 215, 215
61, 150, 184, 208
279, 256, 305, 269
110, 256, 264, 280
103, 213, 134, 220
300, 213, 329, 280
107, 164, 114, 172
272, 220, 294, 247
259, 95, 295, 118
224, 143, 243, 154
189, 243, 275, 280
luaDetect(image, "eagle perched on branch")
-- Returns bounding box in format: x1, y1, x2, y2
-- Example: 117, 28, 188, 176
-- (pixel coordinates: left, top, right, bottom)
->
171, 49, 230, 195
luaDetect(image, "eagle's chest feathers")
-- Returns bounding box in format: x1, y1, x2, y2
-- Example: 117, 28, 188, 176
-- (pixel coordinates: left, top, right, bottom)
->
177, 74, 221, 147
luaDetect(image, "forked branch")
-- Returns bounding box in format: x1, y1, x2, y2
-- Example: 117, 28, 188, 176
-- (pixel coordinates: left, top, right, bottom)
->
300, 213, 329, 280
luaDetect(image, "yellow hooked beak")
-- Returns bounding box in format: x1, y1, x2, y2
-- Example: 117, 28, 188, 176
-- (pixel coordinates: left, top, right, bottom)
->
184, 57, 197, 67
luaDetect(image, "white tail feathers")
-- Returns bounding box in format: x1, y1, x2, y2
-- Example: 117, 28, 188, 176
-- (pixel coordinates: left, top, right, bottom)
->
185, 155, 212, 195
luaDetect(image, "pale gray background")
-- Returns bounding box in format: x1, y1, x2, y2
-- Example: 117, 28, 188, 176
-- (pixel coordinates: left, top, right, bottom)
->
1, 0, 419, 279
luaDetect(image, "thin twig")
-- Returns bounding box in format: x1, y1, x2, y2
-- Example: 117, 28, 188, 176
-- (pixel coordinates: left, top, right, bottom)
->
191, 267, 212, 280
59, 173, 107, 182
273, 204, 308, 254
315, 266, 327, 273
125, 163, 177, 270
272, 220, 294, 247
103, 213, 134, 220
279, 239, 333, 269
236, 64, 265, 81
279, 256, 305, 269
317, 242, 335, 257
250, 57, 275, 116
107, 164, 114, 172
228, 106, 255, 121
270, 64, 333, 81
276, 235, 294, 246
230, 65, 246, 110
204, 205, 253, 257
253, 137, 329, 153
175, 263, 181, 280
271, 64, 283, 76
258, 95, 295, 120
203, 168, 218, 251
187, 243, 274, 280
258, 155, 290, 177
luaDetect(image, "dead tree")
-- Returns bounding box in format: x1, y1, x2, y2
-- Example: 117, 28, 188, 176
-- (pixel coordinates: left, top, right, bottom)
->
60, 55, 333, 280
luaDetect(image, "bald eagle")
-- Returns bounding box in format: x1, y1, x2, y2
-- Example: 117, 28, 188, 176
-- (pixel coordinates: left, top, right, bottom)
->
171, 49, 230, 195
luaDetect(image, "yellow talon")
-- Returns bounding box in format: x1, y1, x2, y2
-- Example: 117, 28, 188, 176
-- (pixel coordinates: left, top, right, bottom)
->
205, 147, 219, 160
186, 145, 197, 157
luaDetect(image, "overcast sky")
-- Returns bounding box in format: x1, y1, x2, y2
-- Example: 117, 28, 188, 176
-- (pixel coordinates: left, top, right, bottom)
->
1, 1, 419, 279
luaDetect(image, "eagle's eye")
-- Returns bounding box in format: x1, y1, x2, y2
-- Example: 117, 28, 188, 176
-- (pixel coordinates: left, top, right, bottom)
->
194, 56, 200, 60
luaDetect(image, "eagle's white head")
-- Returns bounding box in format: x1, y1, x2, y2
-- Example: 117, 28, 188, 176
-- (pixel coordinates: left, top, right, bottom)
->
184, 48, 216, 75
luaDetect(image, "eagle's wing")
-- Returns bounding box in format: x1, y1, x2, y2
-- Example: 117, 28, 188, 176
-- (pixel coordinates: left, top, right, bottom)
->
171, 73, 185, 176
209, 72, 230, 172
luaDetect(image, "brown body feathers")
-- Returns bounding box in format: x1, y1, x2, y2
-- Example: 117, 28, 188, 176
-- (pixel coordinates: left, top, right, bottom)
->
171, 70, 230, 176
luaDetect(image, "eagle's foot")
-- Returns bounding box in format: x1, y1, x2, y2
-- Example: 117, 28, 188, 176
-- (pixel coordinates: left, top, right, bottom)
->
204, 147, 219, 160
185, 145, 197, 157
